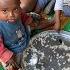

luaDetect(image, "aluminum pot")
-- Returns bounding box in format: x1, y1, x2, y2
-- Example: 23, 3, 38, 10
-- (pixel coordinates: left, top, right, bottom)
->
22, 30, 70, 70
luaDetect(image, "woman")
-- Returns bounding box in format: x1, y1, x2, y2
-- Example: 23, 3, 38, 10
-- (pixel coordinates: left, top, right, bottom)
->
54, 0, 63, 31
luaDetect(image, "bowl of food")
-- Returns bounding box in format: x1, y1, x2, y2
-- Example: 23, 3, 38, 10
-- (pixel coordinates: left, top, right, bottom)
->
22, 30, 70, 70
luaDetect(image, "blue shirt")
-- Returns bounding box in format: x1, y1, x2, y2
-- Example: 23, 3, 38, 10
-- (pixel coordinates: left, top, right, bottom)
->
63, 0, 70, 16
36, 0, 48, 9
0, 20, 30, 54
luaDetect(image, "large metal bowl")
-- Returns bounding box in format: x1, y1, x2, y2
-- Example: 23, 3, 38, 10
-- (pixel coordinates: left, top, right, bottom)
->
22, 30, 70, 70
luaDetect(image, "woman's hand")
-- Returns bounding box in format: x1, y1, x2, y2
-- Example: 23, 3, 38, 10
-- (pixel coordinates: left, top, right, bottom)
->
6, 55, 18, 70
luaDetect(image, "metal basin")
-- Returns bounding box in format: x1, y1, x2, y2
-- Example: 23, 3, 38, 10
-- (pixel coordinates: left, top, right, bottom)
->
22, 30, 70, 70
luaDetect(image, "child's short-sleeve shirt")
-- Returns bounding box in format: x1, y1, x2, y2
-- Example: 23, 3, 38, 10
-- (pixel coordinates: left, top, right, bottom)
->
54, 0, 70, 16
54, 0, 63, 11
36, 0, 48, 9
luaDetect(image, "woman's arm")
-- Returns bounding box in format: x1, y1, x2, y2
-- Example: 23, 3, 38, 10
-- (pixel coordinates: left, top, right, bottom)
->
54, 0, 63, 31
54, 10, 62, 31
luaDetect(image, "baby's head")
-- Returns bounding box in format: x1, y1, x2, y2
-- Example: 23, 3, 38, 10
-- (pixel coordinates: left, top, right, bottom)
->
0, 0, 21, 23
20, 0, 36, 12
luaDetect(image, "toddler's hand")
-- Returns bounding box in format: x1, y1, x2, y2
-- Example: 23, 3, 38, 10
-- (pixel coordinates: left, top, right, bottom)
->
6, 55, 18, 70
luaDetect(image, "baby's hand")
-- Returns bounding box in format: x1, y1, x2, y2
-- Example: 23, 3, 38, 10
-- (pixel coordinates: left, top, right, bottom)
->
6, 55, 18, 70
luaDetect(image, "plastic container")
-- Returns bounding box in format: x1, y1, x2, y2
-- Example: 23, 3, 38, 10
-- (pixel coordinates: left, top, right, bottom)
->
64, 21, 70, 32
0, 63, 5, 70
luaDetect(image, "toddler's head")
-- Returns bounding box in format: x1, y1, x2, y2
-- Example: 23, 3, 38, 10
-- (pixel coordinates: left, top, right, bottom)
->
0, 0, 21, 23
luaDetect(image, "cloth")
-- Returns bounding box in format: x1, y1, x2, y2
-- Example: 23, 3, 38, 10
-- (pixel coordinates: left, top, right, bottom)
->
63, 0, 70, 16
0, 37, 13, 63
35, 0, 49, 13
14, 53, 23, 69
44, 0, 56, 15
36, 0, 48, 9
